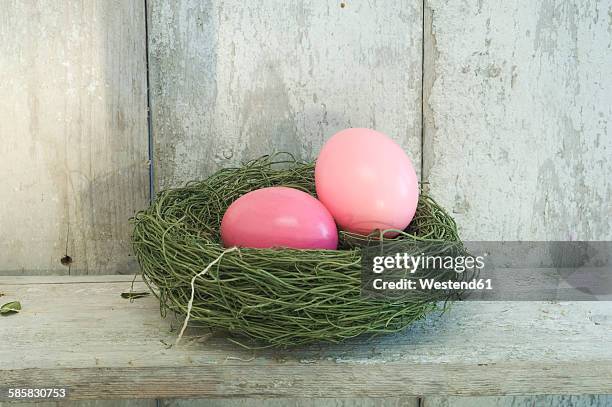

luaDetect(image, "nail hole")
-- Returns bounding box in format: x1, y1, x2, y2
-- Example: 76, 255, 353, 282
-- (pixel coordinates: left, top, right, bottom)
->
340, 2, 346, 8
61, 255, 73, 266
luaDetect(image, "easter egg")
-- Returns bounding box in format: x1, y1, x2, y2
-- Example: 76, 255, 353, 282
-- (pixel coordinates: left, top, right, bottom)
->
220, 187, 338, 250
315, 128, 419, 236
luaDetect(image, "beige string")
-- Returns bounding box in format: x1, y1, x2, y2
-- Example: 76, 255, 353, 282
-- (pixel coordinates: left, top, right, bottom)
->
175, 246, 238, 345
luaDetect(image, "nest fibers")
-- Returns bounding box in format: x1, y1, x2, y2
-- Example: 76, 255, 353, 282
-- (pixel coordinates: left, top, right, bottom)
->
132, 153, 464, 347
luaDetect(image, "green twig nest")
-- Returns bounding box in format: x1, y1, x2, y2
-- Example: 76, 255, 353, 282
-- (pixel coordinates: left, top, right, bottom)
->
132, 153, 463, 346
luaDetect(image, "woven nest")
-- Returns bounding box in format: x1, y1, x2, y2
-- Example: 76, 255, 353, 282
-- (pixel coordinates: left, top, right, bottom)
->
132, 153, 464, 347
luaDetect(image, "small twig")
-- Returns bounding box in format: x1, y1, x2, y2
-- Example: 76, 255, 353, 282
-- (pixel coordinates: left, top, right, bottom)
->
225, 355, 256, 363
121, 291, 150, 300
160, 339, 173, 349
130, 272, 139, 292
122, 274, 149, 302
176, 246, 238, 345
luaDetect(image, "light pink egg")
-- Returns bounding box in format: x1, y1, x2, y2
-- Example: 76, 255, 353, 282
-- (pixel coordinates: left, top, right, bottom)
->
220, 187, 338, 250
315, 128, 419, 236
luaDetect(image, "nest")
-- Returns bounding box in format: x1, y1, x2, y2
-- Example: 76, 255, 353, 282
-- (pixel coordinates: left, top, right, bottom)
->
132, 153, 463, 347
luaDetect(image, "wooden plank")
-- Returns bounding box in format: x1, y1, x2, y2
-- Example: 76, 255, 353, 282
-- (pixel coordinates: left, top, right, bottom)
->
0, 1, 149, 275
0, 401, 156, 407
0, 274, 137, 285
161, 398, 419, 407
147, 0, 423, 189
1, 275, 611, 399
6, 363, 612, 400
0, 400, 416, 407
422, 0, 612, 240
0, 399, 416, 407
422, 395, 612, 407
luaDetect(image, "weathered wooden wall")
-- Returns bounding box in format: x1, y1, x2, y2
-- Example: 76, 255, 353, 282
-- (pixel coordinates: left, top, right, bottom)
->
147, 0, 423, 189
0, 0, 149, 275
420, 1, 612, 404
423, 0, 612, 241
420, 1, 612, 405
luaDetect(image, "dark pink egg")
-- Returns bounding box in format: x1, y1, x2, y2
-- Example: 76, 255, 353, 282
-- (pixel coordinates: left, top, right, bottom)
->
220, 187, 338, 250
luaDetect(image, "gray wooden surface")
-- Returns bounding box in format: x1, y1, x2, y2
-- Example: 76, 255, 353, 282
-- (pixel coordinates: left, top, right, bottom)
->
0, 0, 149, 275
422, 395, 612, 407
0, 402, 156, 407
1, 275, 611, 399
161, 398, 418, 407
4, 398, 612, 407
423, 0, 612, 241
0, 400, 417, 407
0, 400, 418, 407
147, 0, 423, 189
4, 396, 612, 407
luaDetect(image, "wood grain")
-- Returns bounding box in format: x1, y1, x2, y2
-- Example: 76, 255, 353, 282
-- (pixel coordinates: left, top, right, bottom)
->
161, 398, 418, 407
1, 276, 611, 399
0, 401, 156, 407
0, 0, 149, 275
423, 0, 612, 240
0, 400, 416, 407
422, 395, 612, 407
147, 0, 422, 189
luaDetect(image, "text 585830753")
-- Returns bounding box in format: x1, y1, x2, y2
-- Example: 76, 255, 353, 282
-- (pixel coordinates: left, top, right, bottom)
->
2, 387, 68, 400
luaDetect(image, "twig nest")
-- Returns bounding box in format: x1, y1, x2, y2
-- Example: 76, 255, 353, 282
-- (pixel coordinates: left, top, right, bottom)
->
132, 153, 462, 347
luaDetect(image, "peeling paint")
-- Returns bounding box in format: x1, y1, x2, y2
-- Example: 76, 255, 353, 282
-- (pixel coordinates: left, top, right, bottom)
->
148, 0, 423, 189
0, 1, 149, 274
424, 0, 612, 240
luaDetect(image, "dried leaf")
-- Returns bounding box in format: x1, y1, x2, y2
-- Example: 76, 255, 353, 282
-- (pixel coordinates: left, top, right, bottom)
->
121, 291, 150, 299
0, 301, 21, 315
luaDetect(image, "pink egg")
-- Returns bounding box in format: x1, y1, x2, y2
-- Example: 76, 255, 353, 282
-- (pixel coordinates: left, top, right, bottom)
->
220, 187, 338, 250
315, 128, 419, 236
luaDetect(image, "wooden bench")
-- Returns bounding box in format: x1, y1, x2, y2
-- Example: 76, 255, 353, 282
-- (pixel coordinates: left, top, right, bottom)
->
2, 275, 611, 401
